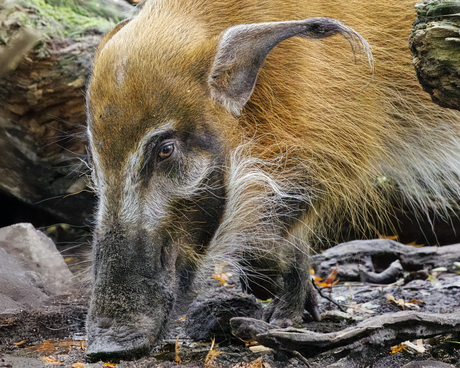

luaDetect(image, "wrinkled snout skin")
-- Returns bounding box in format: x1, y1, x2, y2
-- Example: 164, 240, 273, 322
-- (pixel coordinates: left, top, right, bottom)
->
86, 231, 175, 359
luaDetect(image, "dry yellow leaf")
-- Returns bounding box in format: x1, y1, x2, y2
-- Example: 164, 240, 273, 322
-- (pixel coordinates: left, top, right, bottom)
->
212, 272, 235, 287
71, 363, 86, 368
386, 295, 421, 310
103, 363, 117, 367
314, 266, 339, 288
28, 340, 56, 353
41, 356, 61, 364
175, 334, 181, 365
379, 234, 399, 241
390, 343, 404, 353
13, 340, 26, 346
405, 241, 424, 248
203, 338, 222, 368
231, 357, 266, 368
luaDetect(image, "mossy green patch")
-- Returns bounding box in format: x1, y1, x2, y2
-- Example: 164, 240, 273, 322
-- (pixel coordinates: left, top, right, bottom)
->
2, 0, 130, 41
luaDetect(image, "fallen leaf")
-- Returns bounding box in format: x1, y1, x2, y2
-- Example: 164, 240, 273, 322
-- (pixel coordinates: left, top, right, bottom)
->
346, 302, 375, 315
325, 266, 338, 284
212, 262, 236, 287
314, 265, 339, 288
387, 294, 405, 309
401, 340, 426, 354
71, 363, 86, 368
29, 340, 56, 353
212, 272, 235, 287
407, 299, 424, 304
315, 280, 339, 288
13, 340, 26, 346
231, 357, 267, 368
64, 257, 73, 263
214, 262, 228, 273
103, 363, 117, 367
386, 295, 420, 310
175, 335, 181, 365
405, 241, 424, 248
244, 340, 259, 348
391, 343, 404, 353
379, 234, 399, 241
41, 356, 61, 364
203, 338, 222, 368
249, 345, 273, 354
26, 339, 83, 354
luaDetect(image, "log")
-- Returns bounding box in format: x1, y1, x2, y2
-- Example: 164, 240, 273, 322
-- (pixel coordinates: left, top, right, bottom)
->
0, 0, 132, 225
409, 0, 460, 110
231, 312, 460, 357
311, 239, 460, 281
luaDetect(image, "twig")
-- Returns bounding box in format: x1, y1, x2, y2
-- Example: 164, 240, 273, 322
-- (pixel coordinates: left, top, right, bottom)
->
312, 279, 346, 313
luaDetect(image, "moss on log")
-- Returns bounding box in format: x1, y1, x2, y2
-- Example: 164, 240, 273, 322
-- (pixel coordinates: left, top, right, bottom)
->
409, 0, 460, 110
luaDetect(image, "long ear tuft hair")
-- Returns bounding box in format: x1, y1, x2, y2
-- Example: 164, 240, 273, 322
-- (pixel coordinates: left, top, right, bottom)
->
209, 17, 373, 115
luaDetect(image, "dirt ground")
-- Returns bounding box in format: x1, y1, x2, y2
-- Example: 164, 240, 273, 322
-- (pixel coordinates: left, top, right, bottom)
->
0, 235, 459, 368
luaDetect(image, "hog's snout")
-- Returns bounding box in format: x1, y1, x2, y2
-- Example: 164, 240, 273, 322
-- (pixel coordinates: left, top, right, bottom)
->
86, 231, 178, 360
86, 323, 152, 361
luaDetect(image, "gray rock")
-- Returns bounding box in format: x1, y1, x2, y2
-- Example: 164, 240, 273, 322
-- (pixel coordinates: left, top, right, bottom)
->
0, 223, 75, 313
0, 247, 49, 313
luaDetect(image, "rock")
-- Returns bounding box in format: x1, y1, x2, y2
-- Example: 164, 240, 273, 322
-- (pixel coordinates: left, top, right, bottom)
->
409, 0, 460, 110
311, 238, 460, 281
0, 247, 50, 313
0, 223, 75, 313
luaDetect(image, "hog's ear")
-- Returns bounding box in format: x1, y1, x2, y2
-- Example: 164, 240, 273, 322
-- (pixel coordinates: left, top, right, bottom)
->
208, 17, 373, 116
95, 18, 132, 60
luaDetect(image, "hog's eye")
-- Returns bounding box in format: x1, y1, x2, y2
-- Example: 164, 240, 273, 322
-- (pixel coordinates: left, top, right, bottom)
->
159, 143, 174, 160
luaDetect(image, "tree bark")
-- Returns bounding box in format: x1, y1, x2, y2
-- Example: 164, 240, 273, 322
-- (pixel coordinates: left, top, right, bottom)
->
0, 0, 132, 225
409, 0, 460, 110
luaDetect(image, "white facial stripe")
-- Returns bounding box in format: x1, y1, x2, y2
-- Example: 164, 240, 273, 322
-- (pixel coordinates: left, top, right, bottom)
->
119, 122, 176, 224
87, 129, 110, 228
